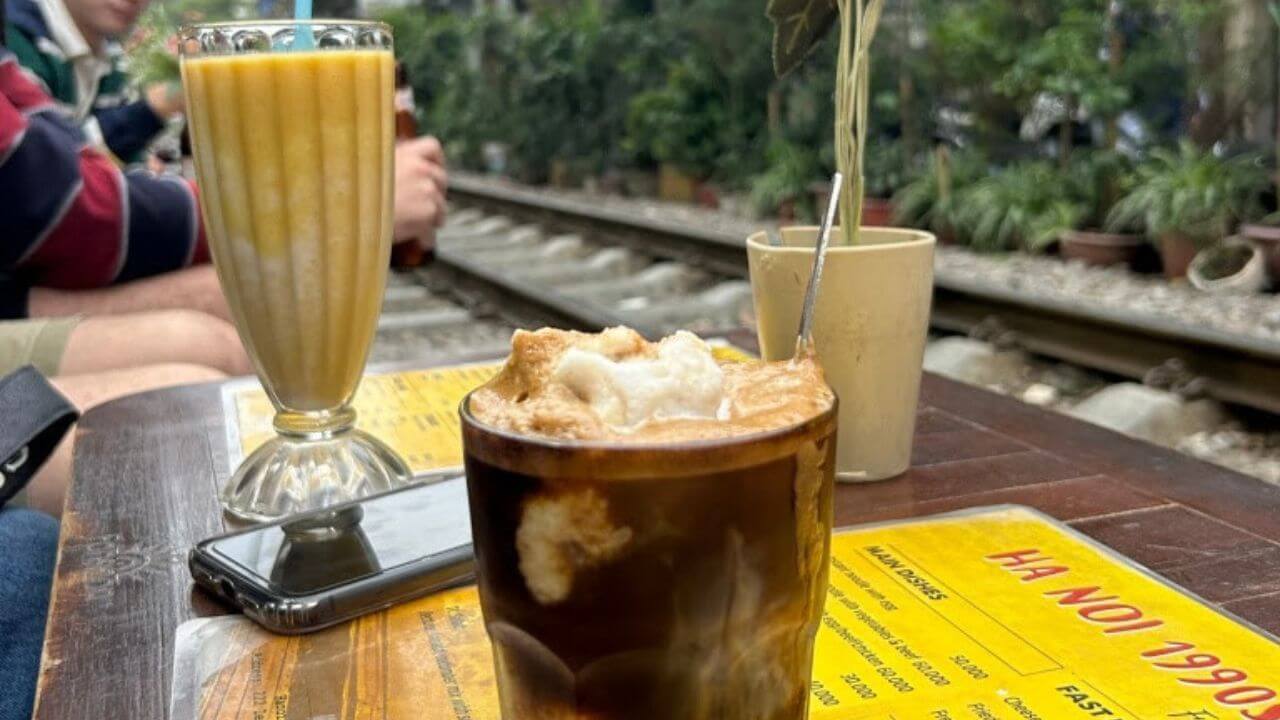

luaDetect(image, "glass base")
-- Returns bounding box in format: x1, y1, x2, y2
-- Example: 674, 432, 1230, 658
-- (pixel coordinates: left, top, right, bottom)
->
221, 428, 412, 522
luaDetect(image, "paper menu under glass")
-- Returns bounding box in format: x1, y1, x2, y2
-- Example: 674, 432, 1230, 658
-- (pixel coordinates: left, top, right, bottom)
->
220, 362, 501, 478
171, 505, 1280, 720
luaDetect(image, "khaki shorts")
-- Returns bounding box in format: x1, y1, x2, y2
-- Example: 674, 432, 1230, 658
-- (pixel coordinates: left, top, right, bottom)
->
0, 316, 81, 377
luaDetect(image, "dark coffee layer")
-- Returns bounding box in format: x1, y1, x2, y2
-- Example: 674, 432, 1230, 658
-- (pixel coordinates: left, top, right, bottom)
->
463, 413, 836, 719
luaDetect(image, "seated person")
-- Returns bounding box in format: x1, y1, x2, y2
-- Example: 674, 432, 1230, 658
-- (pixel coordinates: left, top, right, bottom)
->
2, 38, 446, 507
4, 0, 180, 163
0, 45, 448, 322
0, 43, 223, 321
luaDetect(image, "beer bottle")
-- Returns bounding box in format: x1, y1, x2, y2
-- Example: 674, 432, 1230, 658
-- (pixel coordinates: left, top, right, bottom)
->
391, 61, 431, 269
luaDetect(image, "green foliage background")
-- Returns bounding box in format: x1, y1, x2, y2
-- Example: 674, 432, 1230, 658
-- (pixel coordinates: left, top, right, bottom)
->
143, 0, 1279, 250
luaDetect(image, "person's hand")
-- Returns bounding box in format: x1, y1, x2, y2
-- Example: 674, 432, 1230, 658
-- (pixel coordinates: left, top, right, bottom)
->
393, 136, 448, 251
145, 82, 185, 120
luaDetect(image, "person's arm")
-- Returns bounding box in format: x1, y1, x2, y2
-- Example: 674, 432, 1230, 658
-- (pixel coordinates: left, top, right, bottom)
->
394, 136, 449, 250
0, 52, 208, 318
92, 98, 165, 163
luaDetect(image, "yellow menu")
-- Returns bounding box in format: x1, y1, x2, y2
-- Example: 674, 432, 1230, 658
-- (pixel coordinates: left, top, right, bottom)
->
171, 506, 1280, 720
220, 345, 756, 476
222, 362, 503, 476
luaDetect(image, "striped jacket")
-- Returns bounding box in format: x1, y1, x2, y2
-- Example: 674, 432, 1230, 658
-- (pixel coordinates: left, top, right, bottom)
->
0, 49, 208, 318
4, 0, 164, 163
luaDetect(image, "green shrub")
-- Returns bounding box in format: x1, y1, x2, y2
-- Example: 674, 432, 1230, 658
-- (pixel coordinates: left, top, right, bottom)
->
958, 161, 1084, 252
894, 146, 985, 238
379, 8, 519, 170
1108, 142, 1269, 245
624, 56, 729, 179
864, 139, 915, 201
366, 0, 1271, 236
1065, 148, 1137, 231
749, 139, 822, 218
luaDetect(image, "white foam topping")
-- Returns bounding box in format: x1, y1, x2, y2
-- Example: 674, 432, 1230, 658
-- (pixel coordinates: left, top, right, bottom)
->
549, 330, 727, 430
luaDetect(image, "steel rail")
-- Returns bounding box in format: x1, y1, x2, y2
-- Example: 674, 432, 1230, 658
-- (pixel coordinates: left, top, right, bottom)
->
446, 176, 1280, 415
422, 246, 664, 339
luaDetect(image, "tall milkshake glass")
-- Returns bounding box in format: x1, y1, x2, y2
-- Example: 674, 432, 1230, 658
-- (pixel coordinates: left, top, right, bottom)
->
180, 21, 410, 521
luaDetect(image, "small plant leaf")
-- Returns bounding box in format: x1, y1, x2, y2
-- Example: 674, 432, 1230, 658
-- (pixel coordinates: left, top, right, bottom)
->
766, 0, 839, 78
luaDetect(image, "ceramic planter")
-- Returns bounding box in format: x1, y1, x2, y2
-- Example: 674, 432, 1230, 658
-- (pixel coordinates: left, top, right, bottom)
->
1060, 230, 1144, 269
747, 227, 936, 482
1188, 238, 1268, 295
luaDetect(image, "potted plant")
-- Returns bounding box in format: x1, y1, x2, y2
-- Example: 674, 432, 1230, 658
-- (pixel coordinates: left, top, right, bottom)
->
748, 0, 936, 482
625, 56, 728, 203
956, 161, 1083, 254
1108, 142, 1269, 279
893, 145, 983, 244
1058, 150, 1145, 268
750, 139, 822, 221
809, 139, 911, 227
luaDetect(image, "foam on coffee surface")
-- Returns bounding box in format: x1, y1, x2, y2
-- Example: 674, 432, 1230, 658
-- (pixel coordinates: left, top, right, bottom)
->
470, 326, 833, 442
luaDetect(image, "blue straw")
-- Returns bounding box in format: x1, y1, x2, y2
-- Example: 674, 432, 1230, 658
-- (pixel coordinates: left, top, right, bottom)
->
294, 0, 314, 50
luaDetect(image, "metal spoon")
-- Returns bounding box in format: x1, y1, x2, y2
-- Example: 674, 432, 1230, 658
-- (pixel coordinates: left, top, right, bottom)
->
795, 172, 845, 358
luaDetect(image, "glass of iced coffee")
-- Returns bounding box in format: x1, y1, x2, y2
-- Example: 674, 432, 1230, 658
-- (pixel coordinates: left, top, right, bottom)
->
180, 21, 410, 521
461, 327, 837, 719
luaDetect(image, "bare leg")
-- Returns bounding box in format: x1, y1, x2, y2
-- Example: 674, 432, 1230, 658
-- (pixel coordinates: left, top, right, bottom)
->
26, 364, 228, 517
28, 266, 232, 323
56, 310, 252, 377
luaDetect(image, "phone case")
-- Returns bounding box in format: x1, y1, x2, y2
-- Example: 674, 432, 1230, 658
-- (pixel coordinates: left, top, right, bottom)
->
190, 535, 474, 634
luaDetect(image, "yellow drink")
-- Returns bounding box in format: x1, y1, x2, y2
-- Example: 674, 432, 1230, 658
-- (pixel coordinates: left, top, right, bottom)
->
183, 48, 395, 411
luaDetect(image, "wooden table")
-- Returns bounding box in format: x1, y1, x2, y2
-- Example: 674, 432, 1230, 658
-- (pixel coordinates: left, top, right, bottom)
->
33, 366, 1280, 719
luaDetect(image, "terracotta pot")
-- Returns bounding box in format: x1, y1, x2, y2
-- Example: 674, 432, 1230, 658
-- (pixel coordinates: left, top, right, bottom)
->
1240, 223, 1280, 281
811, 182, 896, 228
1060, 230, 1144, 268
694, 182, 720, 209
747, 227, 937, 482
776, 198, 798, 223
658, 163, 698, 203
861, 197, 896, 227
1158, 233, 1201, 280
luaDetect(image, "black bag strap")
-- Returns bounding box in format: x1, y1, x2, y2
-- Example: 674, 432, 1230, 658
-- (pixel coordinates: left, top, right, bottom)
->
0, 366, 78, 506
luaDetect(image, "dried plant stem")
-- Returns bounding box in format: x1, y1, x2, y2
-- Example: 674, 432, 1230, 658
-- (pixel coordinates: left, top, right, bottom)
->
834, 0, 885, 246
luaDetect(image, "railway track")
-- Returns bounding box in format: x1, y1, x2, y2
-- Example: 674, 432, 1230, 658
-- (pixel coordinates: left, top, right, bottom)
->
423, 175, 1280, 417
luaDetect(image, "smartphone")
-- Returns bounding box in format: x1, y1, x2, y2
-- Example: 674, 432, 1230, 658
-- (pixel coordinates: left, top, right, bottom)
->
190, 476, 474, 634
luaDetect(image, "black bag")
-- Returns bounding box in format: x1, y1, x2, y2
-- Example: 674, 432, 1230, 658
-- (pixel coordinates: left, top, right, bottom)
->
0, 366, 78, 507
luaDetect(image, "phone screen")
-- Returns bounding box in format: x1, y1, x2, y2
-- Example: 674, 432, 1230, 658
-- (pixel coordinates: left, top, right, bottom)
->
205, 477, 471, 596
